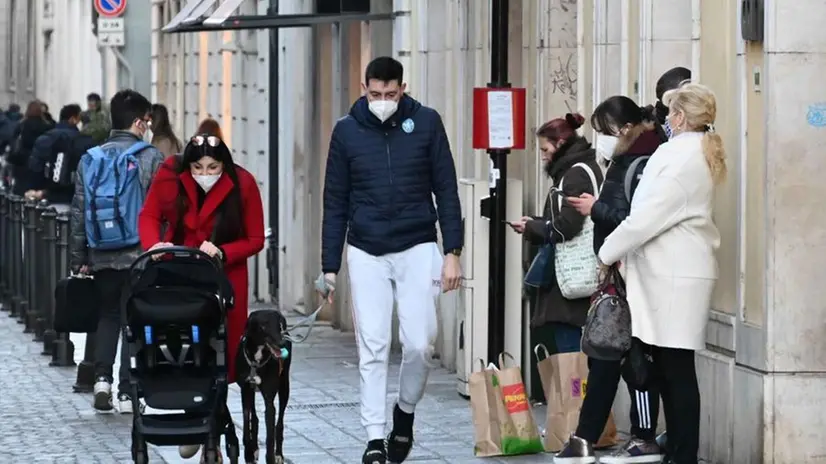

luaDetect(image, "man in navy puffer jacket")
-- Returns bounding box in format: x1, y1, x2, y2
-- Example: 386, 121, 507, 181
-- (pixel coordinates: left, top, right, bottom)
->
320, 57, 463, 464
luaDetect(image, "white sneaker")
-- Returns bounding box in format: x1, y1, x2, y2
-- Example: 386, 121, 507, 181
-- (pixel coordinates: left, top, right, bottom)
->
93, 377, 114, 412
179, 445, 201, 459
117, 392, 133, 414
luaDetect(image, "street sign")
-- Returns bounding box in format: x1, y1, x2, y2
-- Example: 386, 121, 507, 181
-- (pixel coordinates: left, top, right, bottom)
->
97, 18, 126, 47
94, 0, 127, 18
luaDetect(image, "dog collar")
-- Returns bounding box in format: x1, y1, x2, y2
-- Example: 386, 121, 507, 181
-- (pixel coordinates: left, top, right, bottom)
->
240, 336, 285, 385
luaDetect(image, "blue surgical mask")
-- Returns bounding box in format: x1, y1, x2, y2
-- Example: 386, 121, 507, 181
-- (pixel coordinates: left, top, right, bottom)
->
663, 119, 673, 139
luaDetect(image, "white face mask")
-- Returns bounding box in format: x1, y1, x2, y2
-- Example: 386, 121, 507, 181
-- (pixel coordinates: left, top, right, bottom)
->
368, 99, 398, 122
193, 174, 221, 193
595, 134, 619, 161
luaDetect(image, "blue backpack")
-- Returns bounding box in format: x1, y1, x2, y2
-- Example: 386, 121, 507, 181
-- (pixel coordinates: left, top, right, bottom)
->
82, 141, 151, 250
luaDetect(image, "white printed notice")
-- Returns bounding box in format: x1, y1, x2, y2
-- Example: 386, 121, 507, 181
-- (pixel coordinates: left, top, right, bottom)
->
486, 91, 514, 149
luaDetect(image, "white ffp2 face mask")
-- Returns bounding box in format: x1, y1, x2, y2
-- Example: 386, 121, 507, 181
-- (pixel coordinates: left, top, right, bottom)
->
193, 174, 221, 193
595, 134, 620, 161
368, 99, 398, 122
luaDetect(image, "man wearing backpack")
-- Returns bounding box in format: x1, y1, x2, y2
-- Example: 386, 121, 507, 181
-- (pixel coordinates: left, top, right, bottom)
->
69, 89, 165, 413
25, 104, 94, 208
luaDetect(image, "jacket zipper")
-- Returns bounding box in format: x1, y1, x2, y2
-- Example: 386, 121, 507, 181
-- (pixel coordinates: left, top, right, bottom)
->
385, 132, 394, 185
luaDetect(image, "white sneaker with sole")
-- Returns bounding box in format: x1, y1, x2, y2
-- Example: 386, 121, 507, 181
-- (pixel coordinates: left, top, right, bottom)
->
93, 377, 114, 412
117, 392, 133, 414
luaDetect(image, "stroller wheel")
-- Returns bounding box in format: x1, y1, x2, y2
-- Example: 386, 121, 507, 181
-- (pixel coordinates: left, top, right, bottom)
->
133, 450, 148, 464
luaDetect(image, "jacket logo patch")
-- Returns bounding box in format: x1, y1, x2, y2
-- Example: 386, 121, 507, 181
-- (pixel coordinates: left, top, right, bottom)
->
402, 118, 415, 134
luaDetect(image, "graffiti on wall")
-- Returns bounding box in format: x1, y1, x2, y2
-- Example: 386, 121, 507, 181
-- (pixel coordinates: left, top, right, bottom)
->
550, 53, 577, 112
548, 0, 578, 49
549, 0, 577, 112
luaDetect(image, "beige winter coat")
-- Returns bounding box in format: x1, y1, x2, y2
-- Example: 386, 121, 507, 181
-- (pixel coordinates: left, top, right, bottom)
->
598, 131, 720, 351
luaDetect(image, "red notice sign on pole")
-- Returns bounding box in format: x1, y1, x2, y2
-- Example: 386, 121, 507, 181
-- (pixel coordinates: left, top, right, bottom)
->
471, 87, 527, 150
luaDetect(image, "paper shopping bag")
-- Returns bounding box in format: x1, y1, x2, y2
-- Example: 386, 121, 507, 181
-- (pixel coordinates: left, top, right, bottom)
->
494, 353, 545, 455
534, 346, 618, 452
468, 360, 504, 457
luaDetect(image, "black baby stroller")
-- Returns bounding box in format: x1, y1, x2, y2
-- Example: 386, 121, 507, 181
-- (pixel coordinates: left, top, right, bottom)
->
125, 246, 240, 463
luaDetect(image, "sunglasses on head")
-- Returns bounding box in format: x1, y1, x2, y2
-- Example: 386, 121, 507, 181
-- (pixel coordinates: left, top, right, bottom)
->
191, 135, 221, 147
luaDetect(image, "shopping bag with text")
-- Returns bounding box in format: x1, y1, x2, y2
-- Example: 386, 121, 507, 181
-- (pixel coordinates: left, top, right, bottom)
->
495, 353, 545, 455
468, 359, 504, 457
534, 346, 618, 451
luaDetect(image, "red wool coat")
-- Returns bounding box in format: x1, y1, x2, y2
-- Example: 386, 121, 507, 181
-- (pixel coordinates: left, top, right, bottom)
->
138, 157, 265, 382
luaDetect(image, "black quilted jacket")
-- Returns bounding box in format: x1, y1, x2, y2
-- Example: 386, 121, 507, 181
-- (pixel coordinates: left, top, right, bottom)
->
321, 95, 462, 273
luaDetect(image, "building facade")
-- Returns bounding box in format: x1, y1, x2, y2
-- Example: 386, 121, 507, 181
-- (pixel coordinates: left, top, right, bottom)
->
0, 0, 104, 112
157, 0, 826, 461
0, 0, 154, 118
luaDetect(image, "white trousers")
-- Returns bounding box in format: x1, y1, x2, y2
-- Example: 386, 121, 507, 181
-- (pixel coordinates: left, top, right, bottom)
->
347, 242, 441, 441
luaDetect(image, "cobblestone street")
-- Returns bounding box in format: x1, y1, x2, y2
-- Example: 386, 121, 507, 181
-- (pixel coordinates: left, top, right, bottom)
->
0, 307, 608, 463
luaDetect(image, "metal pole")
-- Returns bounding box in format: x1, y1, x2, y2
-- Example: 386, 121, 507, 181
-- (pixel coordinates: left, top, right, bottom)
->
488, 0, 510, 366
267, 0, 281, 304
0, 188, 8, 308
30, 200, 49, 338
19, 199, 35, 326
9, 196, 22, 318
51, 212, 75, 367
40, 207, 58, 355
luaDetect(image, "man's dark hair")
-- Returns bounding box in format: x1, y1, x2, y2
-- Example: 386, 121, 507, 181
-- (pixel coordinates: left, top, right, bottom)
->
7, 103, 20, 114
364, 56, 404, 86
655, 67, 692, 102
59, 104, 83, 122
87, 93, 102, 103
109, 89, 151, 130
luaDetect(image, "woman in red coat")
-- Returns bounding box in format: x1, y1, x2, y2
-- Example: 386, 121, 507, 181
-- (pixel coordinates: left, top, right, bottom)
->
138, 134, 265, 460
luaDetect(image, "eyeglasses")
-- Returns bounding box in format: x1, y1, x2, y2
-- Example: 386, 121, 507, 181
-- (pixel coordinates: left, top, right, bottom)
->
191, 135, 221, 147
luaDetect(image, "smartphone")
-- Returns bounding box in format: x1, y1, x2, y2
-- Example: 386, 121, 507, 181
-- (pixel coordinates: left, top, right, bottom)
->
502, 220, 518, 230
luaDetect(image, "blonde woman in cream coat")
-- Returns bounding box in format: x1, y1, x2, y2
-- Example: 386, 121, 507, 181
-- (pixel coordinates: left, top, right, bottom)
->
597, 82, 726, 464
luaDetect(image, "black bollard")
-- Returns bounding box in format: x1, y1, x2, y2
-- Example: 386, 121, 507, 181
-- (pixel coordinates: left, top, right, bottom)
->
0, 188, 8, 309
9, 196, 23, 319
19, 199, 37, 328
40, 207, 58, 354
73, 335, 96, 392
29, 200, 49, 338
50, 212, 75, 367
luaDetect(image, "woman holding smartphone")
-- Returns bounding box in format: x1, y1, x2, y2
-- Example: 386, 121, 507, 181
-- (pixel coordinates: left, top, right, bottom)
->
510, 114, 602, 400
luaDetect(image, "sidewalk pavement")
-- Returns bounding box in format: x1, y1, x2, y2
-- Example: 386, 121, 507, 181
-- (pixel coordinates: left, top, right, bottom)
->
0, 305, 618, 463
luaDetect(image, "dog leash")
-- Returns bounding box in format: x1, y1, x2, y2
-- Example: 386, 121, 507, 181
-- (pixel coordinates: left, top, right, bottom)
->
281, 302, 325, 344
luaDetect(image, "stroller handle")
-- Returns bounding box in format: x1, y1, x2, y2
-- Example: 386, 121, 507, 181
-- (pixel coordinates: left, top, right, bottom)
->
132, 246, 224, 272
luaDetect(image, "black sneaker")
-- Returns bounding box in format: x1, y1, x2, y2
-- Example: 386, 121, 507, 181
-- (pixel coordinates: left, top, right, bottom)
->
553, 434, 596, 464
362, 439, 386, 464
599, 437, 664, 463
386, 404, 414, 463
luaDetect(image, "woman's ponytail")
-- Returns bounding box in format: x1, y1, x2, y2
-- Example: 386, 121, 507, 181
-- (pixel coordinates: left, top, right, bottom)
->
701, 131, 727, 185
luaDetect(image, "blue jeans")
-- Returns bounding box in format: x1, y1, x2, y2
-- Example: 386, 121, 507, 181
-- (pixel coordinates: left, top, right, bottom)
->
552, 322, 582, 353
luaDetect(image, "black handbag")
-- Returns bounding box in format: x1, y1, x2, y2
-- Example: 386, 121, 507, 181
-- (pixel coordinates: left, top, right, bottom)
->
622, 337, 655, 391
581, 265, 632, 361
54, 275, 101, 333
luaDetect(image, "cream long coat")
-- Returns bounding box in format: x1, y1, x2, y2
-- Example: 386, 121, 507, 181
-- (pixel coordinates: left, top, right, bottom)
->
598, 131, 720, 351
